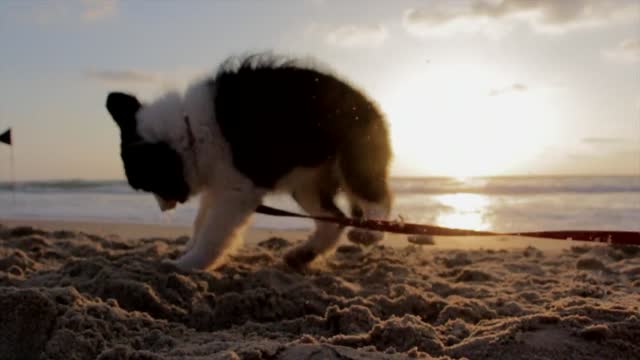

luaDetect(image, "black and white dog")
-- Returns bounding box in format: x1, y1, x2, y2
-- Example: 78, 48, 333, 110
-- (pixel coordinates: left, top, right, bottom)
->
106, 55, 392, 270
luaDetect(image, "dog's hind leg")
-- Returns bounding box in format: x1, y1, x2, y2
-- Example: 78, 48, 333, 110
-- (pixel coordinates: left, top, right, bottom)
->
284, 167, 346, 269
175, 190, 261, 270
338, 122, 392, 246
346, 193, 391, 246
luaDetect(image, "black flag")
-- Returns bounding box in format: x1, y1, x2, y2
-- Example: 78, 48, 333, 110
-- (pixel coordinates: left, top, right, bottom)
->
0, 128, 11, 145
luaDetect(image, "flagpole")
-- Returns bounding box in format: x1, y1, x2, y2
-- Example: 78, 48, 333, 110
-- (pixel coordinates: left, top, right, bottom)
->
0, 127, 15, 204
10, 141, 15, 205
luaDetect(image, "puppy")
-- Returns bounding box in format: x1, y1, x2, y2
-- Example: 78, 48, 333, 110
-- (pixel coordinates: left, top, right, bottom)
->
106, 54, 392, 270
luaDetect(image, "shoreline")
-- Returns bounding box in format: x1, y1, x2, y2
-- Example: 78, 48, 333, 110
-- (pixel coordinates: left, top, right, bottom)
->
1, 217, 581, 251
0, 217, 307, 245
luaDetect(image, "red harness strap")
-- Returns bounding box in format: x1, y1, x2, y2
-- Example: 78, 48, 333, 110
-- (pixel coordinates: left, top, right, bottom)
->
255, 205, 640, 246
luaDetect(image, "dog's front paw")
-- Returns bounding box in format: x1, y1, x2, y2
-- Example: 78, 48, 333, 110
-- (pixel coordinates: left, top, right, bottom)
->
284, 246, 318, 270
347, 229, 384, 246
173, 252, 206, 272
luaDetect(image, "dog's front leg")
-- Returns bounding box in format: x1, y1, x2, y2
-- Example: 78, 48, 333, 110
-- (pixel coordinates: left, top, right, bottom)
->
175, 189, 262, 271
184, 190, 214, 252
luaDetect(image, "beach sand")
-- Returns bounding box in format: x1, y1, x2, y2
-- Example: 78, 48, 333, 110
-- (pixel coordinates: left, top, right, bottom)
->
0, 219, 639, 359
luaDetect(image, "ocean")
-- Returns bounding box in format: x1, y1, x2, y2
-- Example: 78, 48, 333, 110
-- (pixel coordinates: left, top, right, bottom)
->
0, 176, 638, 232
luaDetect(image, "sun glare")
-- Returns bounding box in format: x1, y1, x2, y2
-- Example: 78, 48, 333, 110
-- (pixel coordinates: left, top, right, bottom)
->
382, 64, 559, 177
434, 193, 491, 230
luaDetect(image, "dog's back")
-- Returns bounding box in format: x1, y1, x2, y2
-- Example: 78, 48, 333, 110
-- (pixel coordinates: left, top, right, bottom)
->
211, 56, 392, 207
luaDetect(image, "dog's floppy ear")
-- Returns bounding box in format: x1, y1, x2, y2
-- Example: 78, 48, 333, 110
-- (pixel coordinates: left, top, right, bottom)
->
106, 92, 142, 142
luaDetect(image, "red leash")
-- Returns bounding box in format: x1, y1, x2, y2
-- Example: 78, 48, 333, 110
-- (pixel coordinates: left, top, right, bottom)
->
255, 205, 640, 246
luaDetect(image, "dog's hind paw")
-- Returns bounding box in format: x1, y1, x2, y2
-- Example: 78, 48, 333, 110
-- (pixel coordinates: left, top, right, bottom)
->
347, 229, 384, 246
284, 246, 318, 270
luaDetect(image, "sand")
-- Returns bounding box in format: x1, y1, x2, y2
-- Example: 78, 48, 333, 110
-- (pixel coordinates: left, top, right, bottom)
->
0, 220, 639, 359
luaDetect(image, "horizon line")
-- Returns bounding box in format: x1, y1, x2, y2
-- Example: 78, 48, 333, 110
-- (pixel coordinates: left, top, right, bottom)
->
1, 173, 638, 184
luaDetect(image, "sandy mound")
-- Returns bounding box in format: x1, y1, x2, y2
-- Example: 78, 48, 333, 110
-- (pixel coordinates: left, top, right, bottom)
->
0, 224, 639, 359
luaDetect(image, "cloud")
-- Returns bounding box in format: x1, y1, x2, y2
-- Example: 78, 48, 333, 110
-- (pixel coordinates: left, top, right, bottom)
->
16, 0, 117, 25
488, 83, 527, 96
326, 24, 389, 48
86, 70, 156, 84
582, 137, 627, 145
86, 67, 211, 94
403, 5, 504, 38
403, 0, 639, 37
471, 0, 637, 30
81, 0, 117, 22
603, 38, 640, 63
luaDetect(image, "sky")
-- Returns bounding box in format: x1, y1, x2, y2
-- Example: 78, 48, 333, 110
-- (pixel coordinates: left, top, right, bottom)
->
0, 0, 638, 181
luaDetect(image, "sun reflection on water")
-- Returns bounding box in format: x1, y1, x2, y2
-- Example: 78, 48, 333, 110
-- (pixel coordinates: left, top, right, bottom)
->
434, 193, 492, 231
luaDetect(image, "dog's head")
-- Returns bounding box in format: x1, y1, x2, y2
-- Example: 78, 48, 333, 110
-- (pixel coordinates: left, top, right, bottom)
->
106, 92, 190, 210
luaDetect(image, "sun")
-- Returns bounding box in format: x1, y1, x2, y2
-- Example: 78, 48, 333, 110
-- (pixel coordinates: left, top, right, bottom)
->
380, 64, 560, 177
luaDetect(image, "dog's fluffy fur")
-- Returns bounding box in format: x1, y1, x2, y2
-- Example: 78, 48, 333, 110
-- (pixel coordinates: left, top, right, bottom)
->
106, 54, 392, 270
